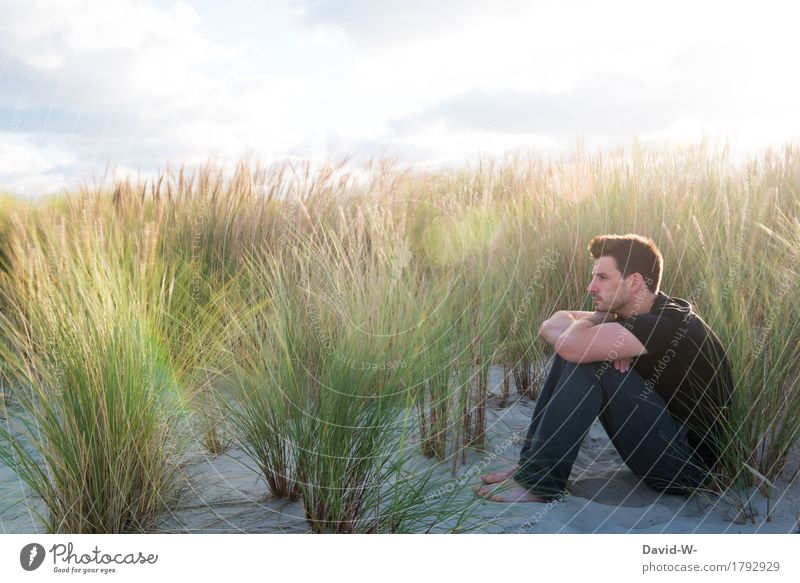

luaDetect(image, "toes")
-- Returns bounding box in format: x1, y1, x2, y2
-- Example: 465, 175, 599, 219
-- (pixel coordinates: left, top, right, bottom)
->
473, 485, 489, 497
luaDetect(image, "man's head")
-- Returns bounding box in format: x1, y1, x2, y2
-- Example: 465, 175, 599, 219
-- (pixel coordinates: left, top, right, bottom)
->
586, 234, 663, 316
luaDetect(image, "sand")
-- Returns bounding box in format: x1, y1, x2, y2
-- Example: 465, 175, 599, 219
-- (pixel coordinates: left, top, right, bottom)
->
2, 365, 799, 534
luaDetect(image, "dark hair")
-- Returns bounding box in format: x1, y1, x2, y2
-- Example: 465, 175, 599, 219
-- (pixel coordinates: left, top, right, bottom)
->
588, 233, 662, 293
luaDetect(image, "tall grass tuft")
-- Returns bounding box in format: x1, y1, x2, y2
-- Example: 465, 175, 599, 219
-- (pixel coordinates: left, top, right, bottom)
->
268, 232, 425, 532
223, 256, 304, 500
0, 209, 185, 532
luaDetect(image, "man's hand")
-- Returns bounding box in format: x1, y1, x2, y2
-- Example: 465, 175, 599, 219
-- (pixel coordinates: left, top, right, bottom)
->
545, 311, 577, 328
583, 311, 618, 325
538, 311, 576, 347
613, 357, 633, 373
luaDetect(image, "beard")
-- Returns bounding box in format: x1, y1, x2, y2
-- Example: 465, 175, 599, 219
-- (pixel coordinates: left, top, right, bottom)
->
592, 291, 628, 312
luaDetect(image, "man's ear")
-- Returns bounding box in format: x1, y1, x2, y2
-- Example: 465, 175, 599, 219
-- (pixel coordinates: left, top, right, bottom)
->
628, 272, 645, 292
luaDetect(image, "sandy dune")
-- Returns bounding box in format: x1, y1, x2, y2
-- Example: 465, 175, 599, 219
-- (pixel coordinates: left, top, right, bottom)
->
2, 366, 798, 534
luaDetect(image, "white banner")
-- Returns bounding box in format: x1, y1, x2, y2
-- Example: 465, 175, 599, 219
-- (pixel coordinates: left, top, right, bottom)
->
0, 534, 797, 582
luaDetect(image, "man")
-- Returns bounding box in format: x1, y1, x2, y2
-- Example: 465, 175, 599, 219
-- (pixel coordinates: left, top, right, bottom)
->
476, 233, 733, 503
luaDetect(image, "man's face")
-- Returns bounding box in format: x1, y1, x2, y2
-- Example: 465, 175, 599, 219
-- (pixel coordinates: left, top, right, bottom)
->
587, 256, 630, 313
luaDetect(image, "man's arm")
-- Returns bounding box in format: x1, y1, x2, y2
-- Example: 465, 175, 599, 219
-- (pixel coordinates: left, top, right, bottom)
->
539, 310, 616, 346
563, 310, 604, 320
539, 310, 618, 346
538, 311, 577, 347
553, 313, 647, 364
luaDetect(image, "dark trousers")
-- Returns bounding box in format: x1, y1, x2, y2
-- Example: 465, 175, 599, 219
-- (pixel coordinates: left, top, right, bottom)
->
513, 354, 708, 500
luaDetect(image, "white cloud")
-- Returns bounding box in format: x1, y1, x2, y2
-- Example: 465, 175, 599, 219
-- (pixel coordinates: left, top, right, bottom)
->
391, 43, 743, 138
289, 0, 535, 52
1, 0, 224, 109
0, 134, 76, 194
0, 0, 799, 197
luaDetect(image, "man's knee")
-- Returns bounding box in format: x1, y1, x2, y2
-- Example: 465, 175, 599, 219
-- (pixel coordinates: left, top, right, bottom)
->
555, 356, 606, 382
553, 353, 595, 370
595, 361, 649, 396
552, 355, 639, 389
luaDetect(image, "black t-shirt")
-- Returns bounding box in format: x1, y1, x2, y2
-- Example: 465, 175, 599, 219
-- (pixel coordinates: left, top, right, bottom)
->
617, 291, 733, 469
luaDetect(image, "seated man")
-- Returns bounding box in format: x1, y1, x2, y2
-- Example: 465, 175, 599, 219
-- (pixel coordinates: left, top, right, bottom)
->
476, 233, 733, 503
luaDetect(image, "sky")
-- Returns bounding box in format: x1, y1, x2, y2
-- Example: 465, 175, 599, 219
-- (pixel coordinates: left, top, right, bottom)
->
1, 0, 799, 196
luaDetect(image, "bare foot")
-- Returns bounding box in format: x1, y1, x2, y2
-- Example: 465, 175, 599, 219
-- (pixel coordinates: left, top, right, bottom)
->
473, 479, 551, 503
480, 465, 519, 485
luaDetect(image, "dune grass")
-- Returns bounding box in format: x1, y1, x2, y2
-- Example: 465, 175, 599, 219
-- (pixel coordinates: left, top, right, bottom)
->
0, 144, 799, 532
0, 207, 186, 532
223, 223, 484, 531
